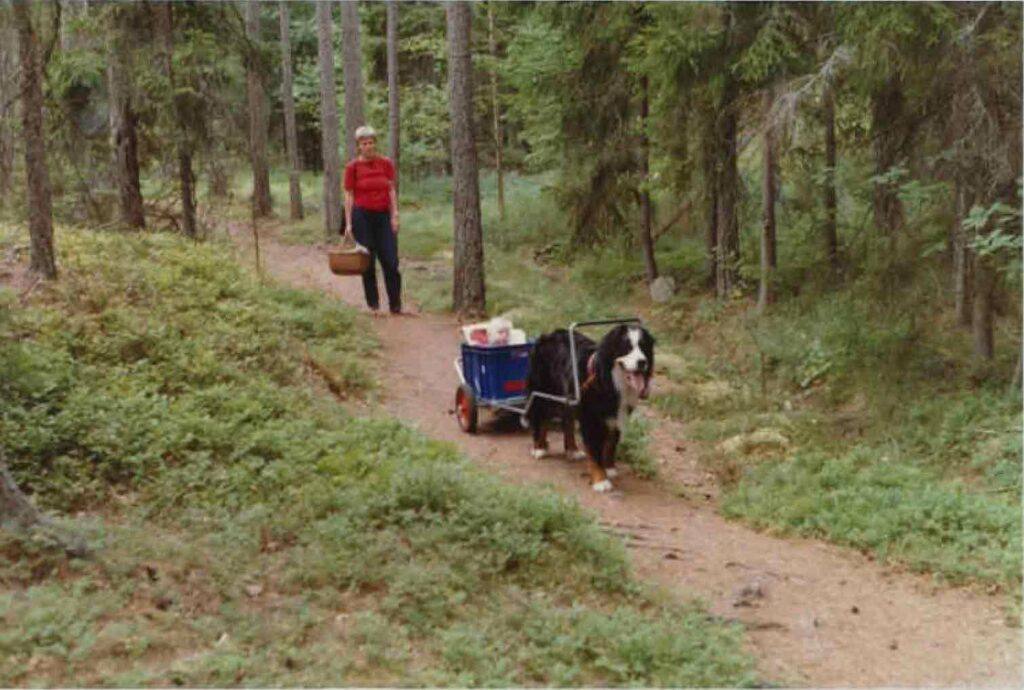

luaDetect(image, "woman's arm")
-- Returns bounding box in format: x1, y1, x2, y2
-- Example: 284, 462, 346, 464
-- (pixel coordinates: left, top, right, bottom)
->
343, 190, 354, 239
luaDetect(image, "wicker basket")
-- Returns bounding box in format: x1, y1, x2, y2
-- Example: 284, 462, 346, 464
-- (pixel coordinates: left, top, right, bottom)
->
327, 244, 371, 275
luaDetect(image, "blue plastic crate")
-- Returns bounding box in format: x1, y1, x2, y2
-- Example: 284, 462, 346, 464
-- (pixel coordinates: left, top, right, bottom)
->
461, 342, 533, 403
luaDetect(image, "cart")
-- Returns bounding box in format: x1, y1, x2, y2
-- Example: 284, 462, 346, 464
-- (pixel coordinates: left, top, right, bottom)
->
453, 318, 642, 433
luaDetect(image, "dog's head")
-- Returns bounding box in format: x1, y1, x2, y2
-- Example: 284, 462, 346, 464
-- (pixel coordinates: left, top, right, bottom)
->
595, 324, 655, 400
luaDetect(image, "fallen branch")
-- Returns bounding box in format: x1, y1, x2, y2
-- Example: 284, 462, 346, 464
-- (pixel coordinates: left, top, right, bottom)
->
0, 453, 90, 559
301, 343, 347, 401
651, 199, 694, 242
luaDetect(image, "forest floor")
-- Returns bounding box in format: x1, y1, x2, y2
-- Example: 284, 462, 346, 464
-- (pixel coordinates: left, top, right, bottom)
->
225, 218, 1021, 687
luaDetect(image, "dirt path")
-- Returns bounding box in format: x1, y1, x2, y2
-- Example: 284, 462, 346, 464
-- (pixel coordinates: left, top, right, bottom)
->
229, 224, 1021, 687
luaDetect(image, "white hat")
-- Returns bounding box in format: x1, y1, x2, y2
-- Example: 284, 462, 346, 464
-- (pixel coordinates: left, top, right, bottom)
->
355, 125, 377, 140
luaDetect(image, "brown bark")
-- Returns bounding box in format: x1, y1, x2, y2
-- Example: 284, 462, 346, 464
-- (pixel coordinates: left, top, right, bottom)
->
447, 1, 485, 318
386, 0, 400, 193
972, 252, 996, 360
822, 81, 840, 277
715, 97, 739, 300
316, 0, 342, 239
279, 1, 303, 220
107, 6, 145, 230
156, 3, 196, 238
487, 2, 505, 220
0, 29, 14, 205
758, 89, 777, 313
13, 1, 57, 279
871, 76, 905, 236
245, 1, 272, 218
702, 119, 718, 290
340, 0, 366, 162
208, 159, 229, 198
953, 182, 973, 327
638, 74, 657, 284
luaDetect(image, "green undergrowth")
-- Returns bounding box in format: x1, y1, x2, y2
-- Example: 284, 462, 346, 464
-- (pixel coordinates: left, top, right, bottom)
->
0, 224, 756, 686
653, 287, 1022, 592
348, 174, 1022, 596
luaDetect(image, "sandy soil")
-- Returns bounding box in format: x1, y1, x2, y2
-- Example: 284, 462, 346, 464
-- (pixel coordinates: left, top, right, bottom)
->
228, 222, 1022, 688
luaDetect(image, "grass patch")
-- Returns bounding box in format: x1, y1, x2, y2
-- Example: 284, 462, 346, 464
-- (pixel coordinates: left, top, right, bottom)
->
206, 167, 1023, 595
376, 173, 1020, 594
0, 224, 756, 686
721, 447, 1021, 587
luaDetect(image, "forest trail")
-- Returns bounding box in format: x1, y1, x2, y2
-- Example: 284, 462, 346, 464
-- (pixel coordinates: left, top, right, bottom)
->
227, 222, 1020, 688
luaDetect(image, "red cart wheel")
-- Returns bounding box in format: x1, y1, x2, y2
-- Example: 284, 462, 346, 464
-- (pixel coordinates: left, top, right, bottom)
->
455, 385, 478, 433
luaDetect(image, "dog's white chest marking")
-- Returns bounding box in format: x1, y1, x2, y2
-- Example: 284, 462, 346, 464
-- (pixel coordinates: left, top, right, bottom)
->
611, 329, 644, 429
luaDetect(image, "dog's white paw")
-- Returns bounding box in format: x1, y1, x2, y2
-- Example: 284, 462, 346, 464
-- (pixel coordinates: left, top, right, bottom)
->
592, 479, 614, 493
569, 449, 588, 461
531, 448, 550, 460
605, 467, 619, 479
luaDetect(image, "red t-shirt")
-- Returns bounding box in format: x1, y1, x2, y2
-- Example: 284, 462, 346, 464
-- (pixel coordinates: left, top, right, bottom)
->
344, 157, 395, 212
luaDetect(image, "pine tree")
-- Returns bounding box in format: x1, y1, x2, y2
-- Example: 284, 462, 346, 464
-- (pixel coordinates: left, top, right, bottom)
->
279, 1, 303, 220
317, 0, 342, 239
12, 0, 57, 278
245, 1, 272, 218
340, 0, 366, 162
107, 4, 145, 229
447, 1, 485, 317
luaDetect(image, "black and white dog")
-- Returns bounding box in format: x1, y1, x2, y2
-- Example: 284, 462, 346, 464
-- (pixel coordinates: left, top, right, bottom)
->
525, 324, 655, 492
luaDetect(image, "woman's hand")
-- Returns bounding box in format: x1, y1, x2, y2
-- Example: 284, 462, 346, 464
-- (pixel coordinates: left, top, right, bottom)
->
391, 212, 400, 235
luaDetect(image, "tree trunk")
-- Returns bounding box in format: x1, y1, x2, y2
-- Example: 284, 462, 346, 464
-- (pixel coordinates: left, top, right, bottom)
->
715, 96, 739, 300
953, 181, 973, 327
972, 251, 996, 361
340, 0, 366, 162
245, 1, 272, 218
702, 117, 718, 290
208, 158, 229, 198
107, 6, 145, 230
0, 29, 14, 205
447, 1, 485, 318
638, 74, 657, 284
386, 0, 400, 193
822, 80, 840, 277
156, 3, 196, 238
758, 89, 777, 313
279, 2, 303, 220
487, 2, 505, 220
871, 75, 905, 236
13, 1, 57, 279
317, 0, 342, 239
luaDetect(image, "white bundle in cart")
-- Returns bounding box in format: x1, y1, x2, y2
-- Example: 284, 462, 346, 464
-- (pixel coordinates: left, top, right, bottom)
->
461, 317, 527, 347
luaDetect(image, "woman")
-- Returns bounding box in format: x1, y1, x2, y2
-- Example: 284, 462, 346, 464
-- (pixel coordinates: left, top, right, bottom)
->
344, 125, 403, 316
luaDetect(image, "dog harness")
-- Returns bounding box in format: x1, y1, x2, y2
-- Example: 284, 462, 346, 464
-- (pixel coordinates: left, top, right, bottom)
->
580, 353, 598, 394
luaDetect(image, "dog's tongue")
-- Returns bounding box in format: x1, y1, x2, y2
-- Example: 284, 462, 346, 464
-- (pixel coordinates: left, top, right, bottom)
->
625, 370, 646, 397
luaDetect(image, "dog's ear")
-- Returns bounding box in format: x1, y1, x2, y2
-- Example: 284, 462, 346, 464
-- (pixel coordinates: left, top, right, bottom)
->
592, 325, 626, 390
642, 328, 655, 368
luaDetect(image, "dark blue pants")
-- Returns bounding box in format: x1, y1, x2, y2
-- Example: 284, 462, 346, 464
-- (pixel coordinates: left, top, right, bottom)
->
352, 207, 402, 313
